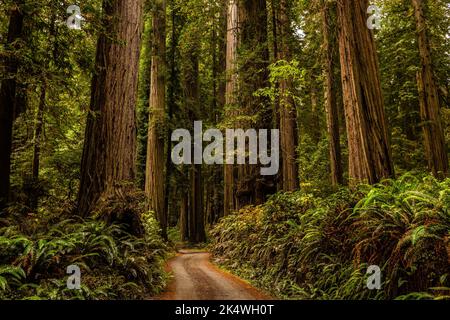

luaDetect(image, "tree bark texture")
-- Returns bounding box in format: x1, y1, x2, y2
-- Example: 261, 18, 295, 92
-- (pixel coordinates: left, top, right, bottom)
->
78, 0, 142, 216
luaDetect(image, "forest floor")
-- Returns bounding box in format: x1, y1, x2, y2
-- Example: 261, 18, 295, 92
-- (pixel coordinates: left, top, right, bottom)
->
156, 249, 273, 300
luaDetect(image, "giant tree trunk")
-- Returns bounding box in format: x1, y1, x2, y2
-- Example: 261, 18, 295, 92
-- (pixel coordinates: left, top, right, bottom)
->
78, 0, 142, 216
277, 0, 299, 192
412, 0, 448, 178
0, 3, 24, 210
322, 2, 343, 186
224, 0, 239, 216
145, 0, 167, 239
337, 0, 394, 185
236, 0, 273, 208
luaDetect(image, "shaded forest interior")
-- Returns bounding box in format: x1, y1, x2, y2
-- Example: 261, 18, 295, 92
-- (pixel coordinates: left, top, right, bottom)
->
0, 0, 449, 300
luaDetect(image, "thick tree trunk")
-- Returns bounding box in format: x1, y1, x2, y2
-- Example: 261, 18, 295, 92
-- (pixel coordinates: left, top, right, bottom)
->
337, 0, 394, 185
236, 0, 274, 207
322, 2, 343, 186
224, 0, 239, 216
277, 0, 299, 192
0, 4, 24, 210
412, 0, 448, 178
145, 0, 167, 239
78, 0, 142, 216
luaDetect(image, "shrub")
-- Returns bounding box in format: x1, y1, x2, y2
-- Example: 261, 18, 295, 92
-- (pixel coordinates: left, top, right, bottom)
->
210, 174, 450, 300
0, 193, 168, 300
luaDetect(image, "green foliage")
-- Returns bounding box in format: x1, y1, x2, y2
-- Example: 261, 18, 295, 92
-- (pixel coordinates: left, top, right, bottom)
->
0, 210, 168, 300
210, 174, 450, 300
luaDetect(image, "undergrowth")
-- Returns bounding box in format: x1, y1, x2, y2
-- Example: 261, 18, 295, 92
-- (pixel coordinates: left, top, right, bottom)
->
210, 174, 450, 300
0, 187, 168, 300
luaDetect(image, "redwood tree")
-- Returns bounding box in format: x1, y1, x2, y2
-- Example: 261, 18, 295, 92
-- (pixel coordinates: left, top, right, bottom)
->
0, 3, 24, 210
337, 0, 394, 185
78, 0, 143, 216
223, 0, 239, 216
277, 0, 299, 191
412, 0, 448, 178
322, 1, 343, 186
145, 0, 168, 238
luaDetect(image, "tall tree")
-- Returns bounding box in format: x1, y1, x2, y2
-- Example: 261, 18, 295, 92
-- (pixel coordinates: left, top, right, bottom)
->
78, 0, 143, 216
29, 81, 46, 210
223, 0, 239, 216
236, 0, 273, 208
277, 0, 299, 191
181, 21, 206, 243
337, 0, 394, 185
321, 1, 343, 186
0, 2, 24, 211
146, 0, 168, 238
412, 0, 448, 178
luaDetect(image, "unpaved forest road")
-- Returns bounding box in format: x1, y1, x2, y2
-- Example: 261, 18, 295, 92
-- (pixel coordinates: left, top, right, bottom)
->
157, 250, 272, 300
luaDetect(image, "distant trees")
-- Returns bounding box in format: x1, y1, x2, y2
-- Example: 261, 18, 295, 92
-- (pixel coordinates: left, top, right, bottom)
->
77, 0, 143, 216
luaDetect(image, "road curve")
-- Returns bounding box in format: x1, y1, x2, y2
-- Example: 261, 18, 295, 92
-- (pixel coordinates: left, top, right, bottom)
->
156, 250, 272, 300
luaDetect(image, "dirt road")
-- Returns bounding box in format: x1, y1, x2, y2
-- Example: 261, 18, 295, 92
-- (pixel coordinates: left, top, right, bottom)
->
157, 250, 272, 300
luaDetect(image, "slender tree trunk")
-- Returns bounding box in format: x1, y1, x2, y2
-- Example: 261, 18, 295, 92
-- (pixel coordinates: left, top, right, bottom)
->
146, 0, 167, 239
180, 193, 188, 241
224, 0, 239, 216
78, 0, 143, 216
309, 83, 321, 143
165, 0, 178, 231
30, 82, 46, 210
322, 2, 343, 186
337, 0, 394, 185
412, 0, 448, 178
190, 164, 205, 243
277, 0, 299, 191
0, 3, 24, 210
